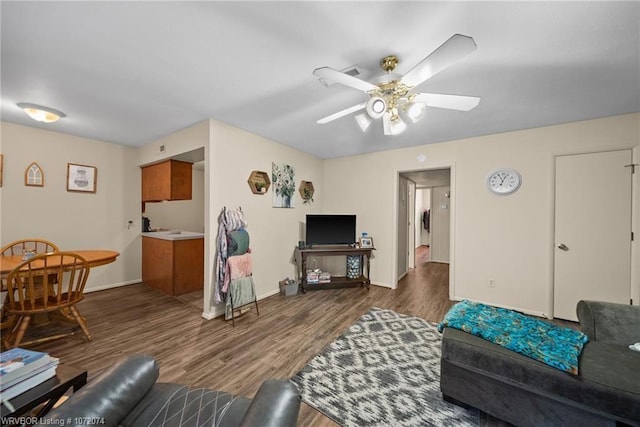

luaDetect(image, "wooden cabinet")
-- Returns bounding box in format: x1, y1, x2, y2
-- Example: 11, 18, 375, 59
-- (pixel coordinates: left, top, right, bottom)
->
141, 160, 192, 202
142, 236, 204, 296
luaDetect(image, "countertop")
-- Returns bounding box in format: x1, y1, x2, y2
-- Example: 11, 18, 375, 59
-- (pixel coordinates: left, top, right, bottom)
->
140, 231, 205, 241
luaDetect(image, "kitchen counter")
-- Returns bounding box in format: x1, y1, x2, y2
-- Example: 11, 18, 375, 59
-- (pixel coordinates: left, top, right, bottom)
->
142, 233, 204, 296
140, 231, 204, 241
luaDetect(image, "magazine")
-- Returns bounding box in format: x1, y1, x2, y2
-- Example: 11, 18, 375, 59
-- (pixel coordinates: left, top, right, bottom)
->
0, 348, 53, 385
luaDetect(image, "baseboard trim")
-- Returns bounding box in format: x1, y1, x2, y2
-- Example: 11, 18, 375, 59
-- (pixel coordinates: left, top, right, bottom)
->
372, 281, 394, 289
85, 279, 141, 293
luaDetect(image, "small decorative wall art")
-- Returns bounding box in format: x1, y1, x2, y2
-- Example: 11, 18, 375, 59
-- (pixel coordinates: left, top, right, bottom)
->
247, 170, 271, 194
272, 163, 295, 208
299, 180, 315, 204
67, 163, 97, 193
25, 162, 44, 187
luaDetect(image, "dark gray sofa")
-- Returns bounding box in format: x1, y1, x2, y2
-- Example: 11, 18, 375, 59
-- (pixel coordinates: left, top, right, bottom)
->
36, 354, 300, 427
440, 300, 640, 426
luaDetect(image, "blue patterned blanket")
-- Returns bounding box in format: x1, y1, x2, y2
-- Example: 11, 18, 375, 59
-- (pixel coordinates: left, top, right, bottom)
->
438, 300, 588, 374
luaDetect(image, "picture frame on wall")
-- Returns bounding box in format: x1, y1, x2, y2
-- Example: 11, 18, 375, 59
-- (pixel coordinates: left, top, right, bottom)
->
359, 237, 374, 248
25, 162, 44, 187
67, 163, 97, 193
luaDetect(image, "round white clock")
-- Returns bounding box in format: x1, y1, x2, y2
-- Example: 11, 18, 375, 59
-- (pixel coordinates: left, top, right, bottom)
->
486, 168, 521, 195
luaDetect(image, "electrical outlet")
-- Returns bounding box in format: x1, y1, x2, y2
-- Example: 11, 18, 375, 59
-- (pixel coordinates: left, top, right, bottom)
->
488, 279, 495, 288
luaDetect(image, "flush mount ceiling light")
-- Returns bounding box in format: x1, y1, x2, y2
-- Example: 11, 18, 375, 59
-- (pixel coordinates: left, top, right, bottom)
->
17, 103, 66, 123
314, 34, 481, 136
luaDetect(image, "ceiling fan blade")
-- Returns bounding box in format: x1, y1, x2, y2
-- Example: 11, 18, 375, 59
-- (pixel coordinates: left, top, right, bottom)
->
313, 67, 378, 93
317, 102, 367, 124
413, 93, 480, 111
400, 34, 477, 88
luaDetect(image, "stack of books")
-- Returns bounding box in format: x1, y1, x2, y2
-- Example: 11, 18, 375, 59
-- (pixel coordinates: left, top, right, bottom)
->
318, 272, 331, 283
0, 348, 59, 405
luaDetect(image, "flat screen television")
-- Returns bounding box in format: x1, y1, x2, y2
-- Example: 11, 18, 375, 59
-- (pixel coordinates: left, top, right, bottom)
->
305, 214, 356, 246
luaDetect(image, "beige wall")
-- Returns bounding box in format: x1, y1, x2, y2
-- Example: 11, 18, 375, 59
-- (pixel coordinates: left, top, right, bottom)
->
0, 122, 142, 291
205, 119, 324, 318
3, 113, 637, 319
323, 113, 640, 317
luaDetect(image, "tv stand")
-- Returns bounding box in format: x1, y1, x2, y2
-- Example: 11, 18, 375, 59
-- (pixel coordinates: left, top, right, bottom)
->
295, 246, 374, 293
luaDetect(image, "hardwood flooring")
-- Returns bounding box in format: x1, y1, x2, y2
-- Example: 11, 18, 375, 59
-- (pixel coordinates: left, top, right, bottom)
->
416, 244, 430, 264
26, 261, 458, 426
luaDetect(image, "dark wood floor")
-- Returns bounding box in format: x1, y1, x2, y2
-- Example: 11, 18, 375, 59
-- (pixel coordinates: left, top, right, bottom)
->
27, 261, 457, 426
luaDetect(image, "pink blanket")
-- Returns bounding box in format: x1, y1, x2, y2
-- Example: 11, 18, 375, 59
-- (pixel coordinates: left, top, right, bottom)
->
223, 253, 252, 292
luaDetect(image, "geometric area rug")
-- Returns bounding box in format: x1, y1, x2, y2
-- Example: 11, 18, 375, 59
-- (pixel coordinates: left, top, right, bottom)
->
291, 307, 479, 427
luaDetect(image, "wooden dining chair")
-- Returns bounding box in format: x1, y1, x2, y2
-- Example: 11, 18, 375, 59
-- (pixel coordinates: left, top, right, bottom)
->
1, 239, 61, 335
0, 239, 60, 258
2, 252, 92, 349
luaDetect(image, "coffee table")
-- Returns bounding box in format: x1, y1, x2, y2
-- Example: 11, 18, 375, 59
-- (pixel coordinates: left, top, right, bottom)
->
0, 364, 87, 419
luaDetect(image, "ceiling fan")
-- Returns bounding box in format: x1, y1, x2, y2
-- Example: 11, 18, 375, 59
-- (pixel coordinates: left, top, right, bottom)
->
313, 34, 480, 136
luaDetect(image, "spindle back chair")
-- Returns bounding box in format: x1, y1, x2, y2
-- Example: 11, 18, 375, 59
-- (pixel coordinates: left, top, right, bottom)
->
3, 252, 91, 348
1, 239, 60, 335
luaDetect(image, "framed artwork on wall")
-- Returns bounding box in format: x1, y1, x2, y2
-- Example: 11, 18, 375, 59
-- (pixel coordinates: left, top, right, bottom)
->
25, 162, 44, 187
272, 162, 295, 208
67, 163, 97, 193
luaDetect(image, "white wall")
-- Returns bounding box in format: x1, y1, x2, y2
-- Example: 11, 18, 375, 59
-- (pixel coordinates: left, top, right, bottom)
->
323, 113, 640, 317
144, 167, 205, 233
0, 122, 142, 291
205, 119, 324, 318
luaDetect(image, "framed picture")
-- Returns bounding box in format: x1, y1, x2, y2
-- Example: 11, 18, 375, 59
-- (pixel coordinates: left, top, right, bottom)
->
67, 163, 97, 193
25, 162, 44, 187
359, 237, 374, 248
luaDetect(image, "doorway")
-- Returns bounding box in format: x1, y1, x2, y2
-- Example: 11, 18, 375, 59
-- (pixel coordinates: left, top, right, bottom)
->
398, 168, 452, 283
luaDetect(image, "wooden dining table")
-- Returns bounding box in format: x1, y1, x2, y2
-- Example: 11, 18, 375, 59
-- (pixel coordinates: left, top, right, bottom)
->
0, 250, 120, 279
0, 250, 120, 345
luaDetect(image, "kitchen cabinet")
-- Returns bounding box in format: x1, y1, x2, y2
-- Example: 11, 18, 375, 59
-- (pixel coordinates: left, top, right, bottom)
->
141, 159, 192, 202
142, 234, 203, 296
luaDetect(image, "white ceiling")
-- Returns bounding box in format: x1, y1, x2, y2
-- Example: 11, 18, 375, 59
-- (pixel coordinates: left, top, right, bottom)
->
2, 2, 639, 159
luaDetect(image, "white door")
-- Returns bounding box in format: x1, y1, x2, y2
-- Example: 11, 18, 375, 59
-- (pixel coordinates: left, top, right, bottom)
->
430, 186, 451, 263
554, 150, 632, 320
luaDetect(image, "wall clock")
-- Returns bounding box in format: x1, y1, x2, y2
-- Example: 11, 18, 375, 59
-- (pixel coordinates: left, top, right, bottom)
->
486, 168, 521, 195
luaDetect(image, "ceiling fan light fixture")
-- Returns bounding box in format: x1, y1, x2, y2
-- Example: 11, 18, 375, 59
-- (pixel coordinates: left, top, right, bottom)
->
389, 115, 407, 135
366, 96, 386, 119
406, 101, 426, 123
383, 111, 406, 136
17, 103, 66, 123
355, 113, 372, 132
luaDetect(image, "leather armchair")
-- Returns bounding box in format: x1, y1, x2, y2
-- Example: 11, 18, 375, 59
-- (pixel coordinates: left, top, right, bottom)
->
36, 355, 300, 427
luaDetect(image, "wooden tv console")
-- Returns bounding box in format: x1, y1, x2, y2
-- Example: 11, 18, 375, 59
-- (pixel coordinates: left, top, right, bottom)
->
294, 246, 374, 293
